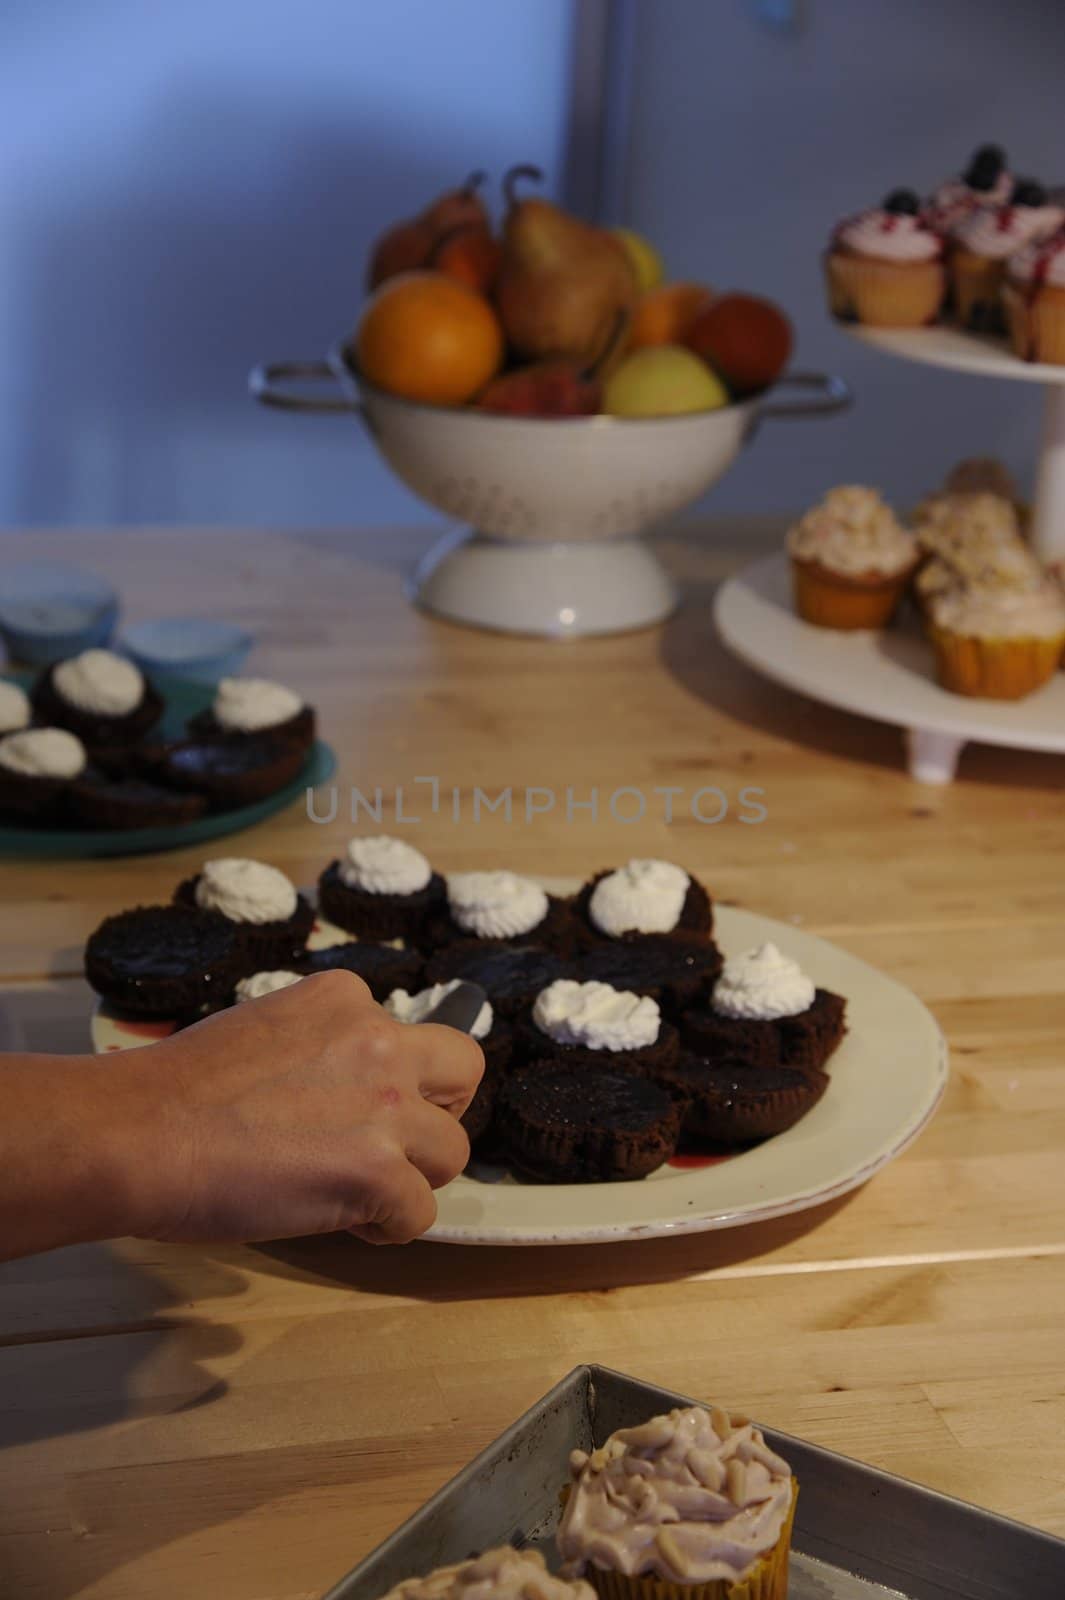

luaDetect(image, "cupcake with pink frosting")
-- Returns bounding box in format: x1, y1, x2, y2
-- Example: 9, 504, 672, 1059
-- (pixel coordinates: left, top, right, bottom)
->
949, 181, 1064, 332
825, 190, 945, 328
1002, 231, 1065, 364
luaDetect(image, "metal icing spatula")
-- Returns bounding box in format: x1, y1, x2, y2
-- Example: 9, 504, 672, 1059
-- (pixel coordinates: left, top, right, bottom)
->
419, 981, 487, 1034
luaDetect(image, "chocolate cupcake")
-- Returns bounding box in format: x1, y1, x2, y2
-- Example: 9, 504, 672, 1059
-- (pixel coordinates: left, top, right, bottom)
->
317, 836, 446, 944
657, 1055, 830, 1143
459, 1064, 499, 1146
579, 932, 724, 1019
427, 869, 574, 954
574, 859, 713, 947
298, 939, 424, 1001
0, 679, 32, 736
422, 940, 571, 1019
681, 943, 847, 1075
85, 904, 238, 1018
0, 727, 87, 822
514, 978, 679, 1077
233, 969, 305, 1003
157, 733, 306, 809
70, 772, 208, 830
187, 676, 315, 753
32, 650, 163, 749
383, 979, 512, 1078
499, 1065, 681, 1182
175, 858, 314, 969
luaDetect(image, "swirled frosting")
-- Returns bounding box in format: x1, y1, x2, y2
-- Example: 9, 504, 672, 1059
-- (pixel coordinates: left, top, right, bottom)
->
930, 578, 1065, 640
339, 835, 431, 895
532, 978, 660, 1051
929, 169, 1014, 229
194, 858, 299, 924
378, 1547, 595, 1600
834, 209, 943, 262
589, 859, 690, 936
712, 943, 815, 1021
0, 727, 86, 778
952, 202, 1065, 257
447, 871, 548, 939
384, 979, 493, 1040
0, 680, 31, 734
1007, 233, 1065, 288
213, 676, 303, 732
557, 1405, 793, 1584
787, 486, 917, 577
235, 970, 304, 1002
52, 649, 144, 715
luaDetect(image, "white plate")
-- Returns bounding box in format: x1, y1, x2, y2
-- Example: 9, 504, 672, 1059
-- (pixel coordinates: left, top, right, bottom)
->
91, 885, 947, 1247
715, 553, 1065, 782
844, 322, 1065, 385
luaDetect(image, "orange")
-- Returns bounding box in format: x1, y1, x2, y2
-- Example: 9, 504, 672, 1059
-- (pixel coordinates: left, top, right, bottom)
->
628, 282, 715, 349
355, 271, 503, 405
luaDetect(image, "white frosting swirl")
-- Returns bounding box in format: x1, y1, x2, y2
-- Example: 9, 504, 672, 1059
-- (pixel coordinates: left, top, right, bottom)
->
835, 210, 942, 262
712, 943, 815, 1021
0, 727, 87, 779
447, 871, 548, 939
1008, 233, 1065, 288
194, 858, 299, 924
379, 1547, 595, 1600
929, 170, 1014, 228
0, 680, 31, 734
930, 578, 1065, 641
788, 485, 917, 578
533, 978, 660, 1051
384, 980, 493, 1040
52, 649, 144, 716
952, 203, 1065, 258
213, 676, 303, 732
589, 859, 690, 936
339, 835, 431, 895
235, 970, 304, 1002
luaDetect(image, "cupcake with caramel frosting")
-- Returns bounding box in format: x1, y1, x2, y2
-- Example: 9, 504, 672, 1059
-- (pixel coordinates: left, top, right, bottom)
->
557, 1404, 796, 1600
378, 1547, 595, 1600
926, 577, 1065, 699
788, 486, 919, 629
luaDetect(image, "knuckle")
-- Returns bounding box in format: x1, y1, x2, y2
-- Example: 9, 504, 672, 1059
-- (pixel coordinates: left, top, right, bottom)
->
302, 967, 372, 1007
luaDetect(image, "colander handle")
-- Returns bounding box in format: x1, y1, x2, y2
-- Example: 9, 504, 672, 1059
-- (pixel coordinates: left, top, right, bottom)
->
760, 371, 851, 419
248, 360, 362, 414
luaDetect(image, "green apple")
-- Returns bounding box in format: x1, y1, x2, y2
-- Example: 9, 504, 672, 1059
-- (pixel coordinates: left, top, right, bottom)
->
611, 226, 665, 293
603, 346, 729, 417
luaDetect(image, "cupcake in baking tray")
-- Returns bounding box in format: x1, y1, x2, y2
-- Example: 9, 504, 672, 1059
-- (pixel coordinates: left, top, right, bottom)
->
426, 869, 575, 954
657, 1055, 830, 1145
948, 181, 1064, 333
187, 675, 315, 753
788, 485, 919, 630
174, 858, 315, 968
556, 1404, 797, 1600
498, 1064, 681, 1183
377, 1547, 595, 1600
514, 978, 679, 1077
422, 940, 572, 1020
681, 943, 846, 1076
0, 679, 32, 737
1002, 231, 1065, 365
574, 859, 713, 947
84, 904, 239, 1019
824, 189, 946, 328
32, 649, 163, 750
925, 576, 1065, 699
0, 727, 88, 822
317, 835, 446, 944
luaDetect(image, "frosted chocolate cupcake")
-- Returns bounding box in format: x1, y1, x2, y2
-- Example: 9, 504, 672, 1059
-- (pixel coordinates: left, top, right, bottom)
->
788, 486, 918, 630
427, 869, 574, 954
574, 859, 712, 947
188, 676, 315, 753
681, 944, 846, 1076
377, 1547, 595, 1600
233, 969, 305, 1003
825, 189, 945, 327
515, 978, 679, 1076
317, 835, 445, 943
557, 1405, 796, 1600
84, 904, 238, 1019
0, 680, 32, 736
384, 978, 511, 1079
32, 649, 163, 750
175, 858, 314, 968
0, 727, 87, 822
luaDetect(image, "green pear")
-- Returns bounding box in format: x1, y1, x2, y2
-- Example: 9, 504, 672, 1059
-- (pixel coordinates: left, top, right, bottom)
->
604, 346, 730, 417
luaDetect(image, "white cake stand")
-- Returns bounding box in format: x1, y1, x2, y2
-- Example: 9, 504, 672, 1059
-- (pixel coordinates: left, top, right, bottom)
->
846, 325, 1065, 561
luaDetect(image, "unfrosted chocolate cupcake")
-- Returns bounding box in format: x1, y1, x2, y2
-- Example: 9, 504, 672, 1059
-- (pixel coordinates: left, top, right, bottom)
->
85, 904, 238, 1018
422, 940, 572, 1019
187, 676, 315, 753
71, 772, 208, 830
657, 1054, 830, 1143
0, 727, 88, 822
426, 870, 574, 955
157, 733, 306, 809
579, 932, 723, 1019
681, 943, 846, 1075
317, 836, 445, 944
298, 939, 424, 1001
574, 859, 713, 948
499, 1064, 680, 1182
175, 858, 314, 969
32, 650, 163, 750
514, 978, 679, 1077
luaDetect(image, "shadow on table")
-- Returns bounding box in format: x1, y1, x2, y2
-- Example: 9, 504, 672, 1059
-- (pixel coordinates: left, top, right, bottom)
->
251, 1187, 860, 1301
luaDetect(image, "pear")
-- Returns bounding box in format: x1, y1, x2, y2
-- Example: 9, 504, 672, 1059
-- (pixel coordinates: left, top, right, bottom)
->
495, 166, 638, 363
367, 173, 488, 291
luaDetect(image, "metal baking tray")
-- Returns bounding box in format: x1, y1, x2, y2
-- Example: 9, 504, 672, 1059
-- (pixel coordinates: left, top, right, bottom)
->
322, 1364, 1065, 1600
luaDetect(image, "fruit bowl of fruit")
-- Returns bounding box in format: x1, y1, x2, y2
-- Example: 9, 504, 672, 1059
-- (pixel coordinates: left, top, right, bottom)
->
251, 168, 849, 637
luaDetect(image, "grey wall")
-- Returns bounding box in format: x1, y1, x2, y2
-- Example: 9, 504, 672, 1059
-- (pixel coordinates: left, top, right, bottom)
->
620, 0, 1064, 516
0, 0, 573, 527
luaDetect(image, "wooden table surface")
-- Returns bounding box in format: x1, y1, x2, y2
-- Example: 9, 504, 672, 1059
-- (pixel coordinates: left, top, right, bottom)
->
1, 523, 1063, 1599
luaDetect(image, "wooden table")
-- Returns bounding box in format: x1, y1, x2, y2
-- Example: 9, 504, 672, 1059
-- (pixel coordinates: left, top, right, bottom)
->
1, 523, 1064, 1599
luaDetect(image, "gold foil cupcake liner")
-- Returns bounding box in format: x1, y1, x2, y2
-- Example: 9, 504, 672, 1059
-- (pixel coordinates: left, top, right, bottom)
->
928, 626, 1065, 699
825, 253, 945, 329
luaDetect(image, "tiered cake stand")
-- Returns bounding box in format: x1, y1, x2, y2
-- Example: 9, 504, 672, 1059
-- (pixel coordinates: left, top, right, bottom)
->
716, 326, 1065, 783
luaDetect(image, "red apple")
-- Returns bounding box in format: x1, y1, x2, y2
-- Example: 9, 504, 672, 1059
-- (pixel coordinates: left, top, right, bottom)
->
685, 293, 793, 396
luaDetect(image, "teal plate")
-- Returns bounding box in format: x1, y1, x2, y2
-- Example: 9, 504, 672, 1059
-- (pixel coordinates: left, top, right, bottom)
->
0, 674, 335, 860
